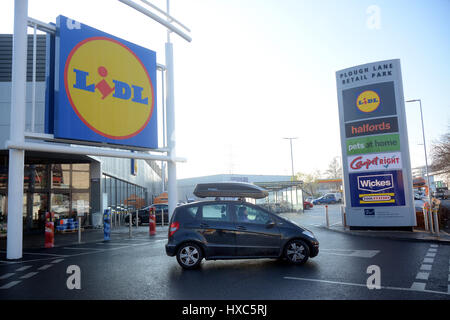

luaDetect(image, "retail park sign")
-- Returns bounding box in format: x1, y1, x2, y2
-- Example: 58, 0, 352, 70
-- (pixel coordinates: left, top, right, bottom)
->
49, 15, 158, 149
336, 59, 415, 227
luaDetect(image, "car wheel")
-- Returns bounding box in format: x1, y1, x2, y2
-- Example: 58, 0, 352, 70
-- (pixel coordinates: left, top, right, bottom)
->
132, 216, 141, 226
176, 243, 203, 270
284, 239, 310, 265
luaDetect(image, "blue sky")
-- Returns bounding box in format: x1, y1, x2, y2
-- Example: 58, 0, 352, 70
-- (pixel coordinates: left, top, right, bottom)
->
1, 0, 449, 179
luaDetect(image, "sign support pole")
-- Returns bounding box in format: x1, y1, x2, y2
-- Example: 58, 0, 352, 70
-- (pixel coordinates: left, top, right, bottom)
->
7, 0, 28, 260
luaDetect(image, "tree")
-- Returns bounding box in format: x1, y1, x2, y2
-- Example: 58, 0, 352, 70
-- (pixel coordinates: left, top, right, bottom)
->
430, 126, 450, 175
324, 156, 343, 179
296, 170, 321, 198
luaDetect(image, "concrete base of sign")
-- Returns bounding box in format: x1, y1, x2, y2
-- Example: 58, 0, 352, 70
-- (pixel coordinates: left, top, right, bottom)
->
349, 226, 414, 232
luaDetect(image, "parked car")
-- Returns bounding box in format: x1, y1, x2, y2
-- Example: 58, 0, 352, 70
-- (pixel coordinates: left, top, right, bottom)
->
165, 199, 320, 269
433, 187, 449, 200
125, 204, 169, 226
313, 194, 338, 205
303, 200, 313, 210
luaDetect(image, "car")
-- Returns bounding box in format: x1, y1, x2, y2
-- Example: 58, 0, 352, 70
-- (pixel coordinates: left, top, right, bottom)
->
165, 199, 319, 269
303, 200, 313, 210
312, 194, 338, 205
125, 203, 169, 226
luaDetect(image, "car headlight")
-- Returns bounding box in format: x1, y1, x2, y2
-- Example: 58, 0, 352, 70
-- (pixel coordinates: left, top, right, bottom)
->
302, 230, 315, 238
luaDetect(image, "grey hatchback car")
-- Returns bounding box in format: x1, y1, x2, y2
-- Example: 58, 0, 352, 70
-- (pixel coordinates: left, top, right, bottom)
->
165, 200, 319, 269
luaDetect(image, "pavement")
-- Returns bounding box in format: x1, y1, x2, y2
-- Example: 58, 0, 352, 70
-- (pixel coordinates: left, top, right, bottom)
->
280, 212, 450, 244
0, 224, 169, 251
1, 210, 449, 252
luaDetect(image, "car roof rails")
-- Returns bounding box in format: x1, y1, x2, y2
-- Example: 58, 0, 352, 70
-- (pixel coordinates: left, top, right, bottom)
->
193, 182, 269, 199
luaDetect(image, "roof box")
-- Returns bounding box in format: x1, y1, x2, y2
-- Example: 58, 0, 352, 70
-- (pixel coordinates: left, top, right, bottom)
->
193, 182, 269, 199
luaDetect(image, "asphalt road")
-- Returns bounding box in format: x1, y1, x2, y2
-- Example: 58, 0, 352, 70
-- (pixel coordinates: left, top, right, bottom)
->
0, 205, 449, 300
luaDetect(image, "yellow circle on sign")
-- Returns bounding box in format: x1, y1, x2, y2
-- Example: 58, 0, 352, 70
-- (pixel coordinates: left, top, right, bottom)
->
65, 37, 154, 139
356, 90, 380, 113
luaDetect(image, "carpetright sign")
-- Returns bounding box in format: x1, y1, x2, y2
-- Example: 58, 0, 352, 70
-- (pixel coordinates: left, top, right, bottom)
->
51, 15, 158, 149
336, 59, 415, 227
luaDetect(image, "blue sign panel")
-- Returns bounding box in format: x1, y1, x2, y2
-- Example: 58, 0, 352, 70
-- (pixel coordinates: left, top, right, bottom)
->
54, 15, 158, 149
348, 170, 406, 207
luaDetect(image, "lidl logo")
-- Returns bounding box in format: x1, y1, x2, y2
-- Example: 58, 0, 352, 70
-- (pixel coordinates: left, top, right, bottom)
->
53, 15, 158, 149
356, 90, 380, 113
64, 37, 154, 139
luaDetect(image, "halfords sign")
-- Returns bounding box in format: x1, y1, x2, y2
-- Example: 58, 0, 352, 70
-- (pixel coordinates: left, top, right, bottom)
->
53, 15, 158, 148
336, 59, 415, 227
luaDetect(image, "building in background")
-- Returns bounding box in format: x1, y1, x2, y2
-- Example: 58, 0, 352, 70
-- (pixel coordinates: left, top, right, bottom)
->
177, 174, 304, 212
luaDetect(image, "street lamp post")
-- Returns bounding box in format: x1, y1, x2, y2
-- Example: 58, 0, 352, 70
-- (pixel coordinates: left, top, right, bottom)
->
406, 99, 434, 230
283, 137, 298, 212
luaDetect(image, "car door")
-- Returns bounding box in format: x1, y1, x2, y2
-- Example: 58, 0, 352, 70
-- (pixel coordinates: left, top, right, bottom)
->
233, 204, 281, 257
197, 203, 236, 258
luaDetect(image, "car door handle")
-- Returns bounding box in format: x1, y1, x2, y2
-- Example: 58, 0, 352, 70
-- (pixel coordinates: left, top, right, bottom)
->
236, 225, 246, 231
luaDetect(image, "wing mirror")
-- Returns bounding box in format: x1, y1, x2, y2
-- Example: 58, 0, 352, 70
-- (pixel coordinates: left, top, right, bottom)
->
266, 220, 276, 228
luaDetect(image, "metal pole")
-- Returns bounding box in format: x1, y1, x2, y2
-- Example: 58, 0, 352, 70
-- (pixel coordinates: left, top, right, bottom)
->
128, 211, 132, 237
433, 208, 439, 236
31, 23, 36, 132
325, 205, 330, 228
166, 41, 178, 221
77, 216, 81, 243
422, 207, 429, 231
7, 0, 28, 260
428, 206, 434, 234
135, 210, 138, 229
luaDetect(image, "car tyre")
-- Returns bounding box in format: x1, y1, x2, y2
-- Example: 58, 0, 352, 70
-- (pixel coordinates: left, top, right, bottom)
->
176, 242, 203, 270
284, 239, 310, 265
132, 216, 141, 226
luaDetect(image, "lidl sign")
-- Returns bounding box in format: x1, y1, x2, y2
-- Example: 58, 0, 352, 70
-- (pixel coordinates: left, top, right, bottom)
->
53, 15, 157, 149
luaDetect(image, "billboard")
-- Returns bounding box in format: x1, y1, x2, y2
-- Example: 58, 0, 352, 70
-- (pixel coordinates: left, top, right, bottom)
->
336, 60, 415, 227
52, 15, 158, 149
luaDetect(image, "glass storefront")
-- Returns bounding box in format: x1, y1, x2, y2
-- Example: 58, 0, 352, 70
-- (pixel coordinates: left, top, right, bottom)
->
0, 161, 91, 233
102, 174, 147, 214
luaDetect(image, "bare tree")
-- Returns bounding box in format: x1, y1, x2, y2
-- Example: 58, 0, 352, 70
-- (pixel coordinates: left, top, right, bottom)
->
324, 156, 342, 179
296, 170, 321, 198
430, 126, 450, 175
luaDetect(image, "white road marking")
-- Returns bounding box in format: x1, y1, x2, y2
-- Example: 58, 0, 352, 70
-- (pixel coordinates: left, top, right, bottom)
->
430, 244, 438, 248
428, 248, 437, 253
410, 282, 426, 291
420, 264, 432, 271
416, 272, 429, 280
63, 247, 103, 251
38, 264, 53, 271
320, 249, 379, 258
0, 273, 15, 280
20, 272, 38, 279
51, 259, 64, 264
0, 281, 21, 289
284, 276, 450, 296
423, 258, 434, 264
15, 266, 32, 272
426, 252, 436, 258
0, 251, 67, 257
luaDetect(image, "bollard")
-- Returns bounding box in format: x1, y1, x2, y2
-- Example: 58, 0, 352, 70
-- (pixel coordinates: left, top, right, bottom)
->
325, 205, 330, 228
128, 211, 132, 238
422, 207, 429, 231
427, 205, 434, 234
135, 210, 139, 229
78, 216, 82, 244
103, 209, 111, 241
149, 207, 156, 236
433, 207, 439, 237
161, 208, 164, 227
44, 212, 55, 248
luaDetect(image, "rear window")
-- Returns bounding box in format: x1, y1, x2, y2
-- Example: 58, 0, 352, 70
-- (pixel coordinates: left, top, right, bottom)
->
201, 204, 229, 222
174, 206, 198, 222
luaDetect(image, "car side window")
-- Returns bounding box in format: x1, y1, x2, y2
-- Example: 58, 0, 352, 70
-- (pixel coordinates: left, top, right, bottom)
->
237, 205, 272, 225
201, 204, 229, 222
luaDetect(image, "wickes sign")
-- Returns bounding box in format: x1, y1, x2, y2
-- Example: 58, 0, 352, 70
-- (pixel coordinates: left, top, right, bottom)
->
336, 60, 415, 228
53, 16, 158, 149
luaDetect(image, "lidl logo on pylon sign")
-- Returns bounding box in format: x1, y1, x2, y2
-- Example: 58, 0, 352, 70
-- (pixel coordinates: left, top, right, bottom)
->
356, 90, 380, 113
54, 15, 157, 148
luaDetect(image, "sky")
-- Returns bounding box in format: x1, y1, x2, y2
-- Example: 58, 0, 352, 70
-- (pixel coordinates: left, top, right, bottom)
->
1, 0, 449, 180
